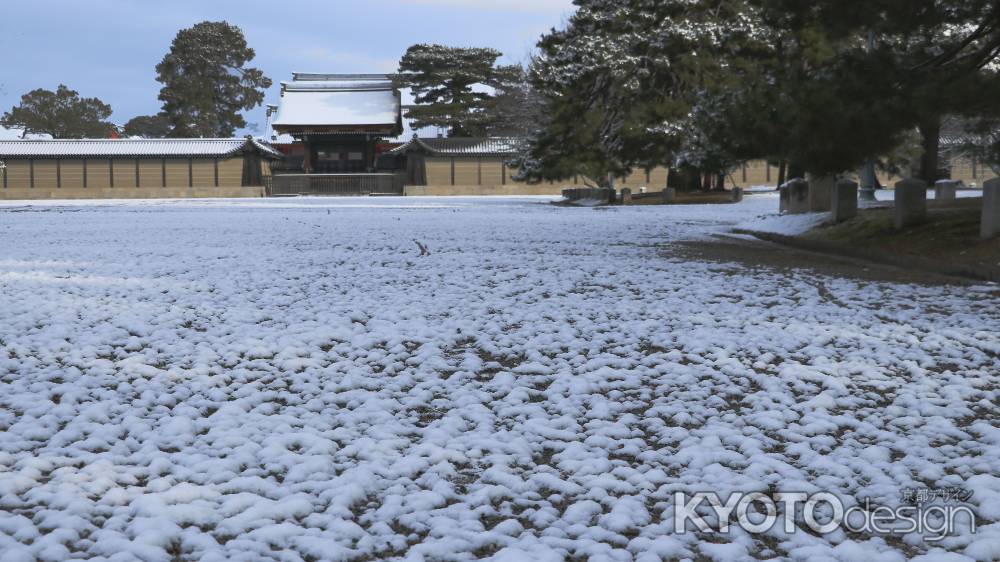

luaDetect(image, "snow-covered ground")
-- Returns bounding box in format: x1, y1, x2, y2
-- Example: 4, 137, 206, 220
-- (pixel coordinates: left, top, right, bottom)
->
0, 195, 997, 562
873, 188, 985, 202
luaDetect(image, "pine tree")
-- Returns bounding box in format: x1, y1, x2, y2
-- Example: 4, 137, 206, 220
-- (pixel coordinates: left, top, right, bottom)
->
155, 21, 271, 138
679, 0, 1000, 180
521, 0, 744, 186
1, 85, 113, 138
482, 64, 546, 138
524, 0, 1000, 185
396, 44, 521, 137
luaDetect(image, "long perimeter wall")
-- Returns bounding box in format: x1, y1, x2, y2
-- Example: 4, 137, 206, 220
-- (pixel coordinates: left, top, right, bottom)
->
409, 156, 668, 196
408, 155, 998, 196
0, 157, 267, 199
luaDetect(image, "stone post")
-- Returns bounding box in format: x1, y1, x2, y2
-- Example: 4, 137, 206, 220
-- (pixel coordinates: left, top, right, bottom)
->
621, 187, 632, 204
662, 187, 676, 204
934, 180, 959, 201
982, 178, 1000, 239
785, 178, 810, 214
731, 187, 744, 203
894, 178, 928, 229
832, 179, 858, 223
779, 184, 790, 213
806, 174, 836, 212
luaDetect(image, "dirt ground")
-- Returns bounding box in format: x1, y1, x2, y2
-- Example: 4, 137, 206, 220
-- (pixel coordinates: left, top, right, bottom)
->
670, 235, 992, 288
807, 199, 1000, 274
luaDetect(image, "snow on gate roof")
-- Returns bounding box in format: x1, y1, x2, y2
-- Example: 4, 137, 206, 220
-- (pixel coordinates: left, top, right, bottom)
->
0, 138, 282, 159
272, 74, 401, 130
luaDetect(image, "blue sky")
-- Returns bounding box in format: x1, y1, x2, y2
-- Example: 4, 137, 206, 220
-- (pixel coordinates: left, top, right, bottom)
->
0, 0, 575, 135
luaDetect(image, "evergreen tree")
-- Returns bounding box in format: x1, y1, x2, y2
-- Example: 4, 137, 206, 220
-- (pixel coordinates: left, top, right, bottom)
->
123, 113, 173, 138
889, 0, 1000, 183
396, 44, 522, 136
521, 0, 746, 187
155, 21, 271, 138
524, 0, 1000, 185
483, 64, 546, 138
1, 84, 113, 139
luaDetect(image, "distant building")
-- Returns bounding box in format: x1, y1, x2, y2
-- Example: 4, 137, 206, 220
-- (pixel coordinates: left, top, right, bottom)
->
0, 138, 281, 199
271, 74, 403, 173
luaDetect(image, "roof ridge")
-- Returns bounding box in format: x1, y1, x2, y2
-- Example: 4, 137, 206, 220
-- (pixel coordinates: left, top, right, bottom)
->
0, 138, 245, 142
0, 138, 282, 158
291, 72, 392, 81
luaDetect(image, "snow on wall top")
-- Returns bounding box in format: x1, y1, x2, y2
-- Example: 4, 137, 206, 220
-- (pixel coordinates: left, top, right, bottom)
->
0, 126, 53, 141
0, 138, 282, 159
273, 74, 400, 128
389, 136, 524, 156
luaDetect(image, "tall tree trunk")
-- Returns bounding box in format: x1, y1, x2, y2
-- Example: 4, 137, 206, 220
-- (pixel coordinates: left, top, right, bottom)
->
777, 161, 787, 188
918, 115, 941, 184
688, 167, 702, 192
701, 172, 712, 192
714, 173, 726, 191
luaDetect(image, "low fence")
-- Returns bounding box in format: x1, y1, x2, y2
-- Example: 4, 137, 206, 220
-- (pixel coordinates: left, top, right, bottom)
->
405, 184, 572, 196
265, 173, 405, 196
561, 187, 616, 203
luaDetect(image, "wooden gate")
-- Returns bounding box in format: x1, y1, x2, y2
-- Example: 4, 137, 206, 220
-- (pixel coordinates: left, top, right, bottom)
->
265, 173, 405, 196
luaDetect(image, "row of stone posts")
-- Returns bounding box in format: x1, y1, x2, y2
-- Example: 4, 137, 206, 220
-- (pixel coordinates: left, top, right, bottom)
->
779, 176, 1000, 239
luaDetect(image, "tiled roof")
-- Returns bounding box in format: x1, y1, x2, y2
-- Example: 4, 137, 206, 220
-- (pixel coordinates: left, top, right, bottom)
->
282, 74, 395, 93
0, 138, 282, 159
291, 73, 393, 83
389, 137, 524, 156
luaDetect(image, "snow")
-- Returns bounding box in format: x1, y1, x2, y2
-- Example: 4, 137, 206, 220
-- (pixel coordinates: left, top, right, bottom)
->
873, 188, 985, 201
0, 195, 997, 561
273, 89, 399, 127
736, 189, 988, 236
736, 198, 829, 236
0, 126, 52, 141
0, 138, 281, 158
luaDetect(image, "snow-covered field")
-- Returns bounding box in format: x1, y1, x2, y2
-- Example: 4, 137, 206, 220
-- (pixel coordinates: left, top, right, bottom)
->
0, 195, 997, 562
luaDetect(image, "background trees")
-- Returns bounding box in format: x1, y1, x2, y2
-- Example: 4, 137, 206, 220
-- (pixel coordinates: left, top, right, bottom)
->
482, 64, 546, 138
122, 113, 173, 138
520, 0, 763, 187
519, 0, 1000, 189
2, 21, 270, 140
1, 85, 113, 138
155, 21, 271, 138
395, 44, 523, 136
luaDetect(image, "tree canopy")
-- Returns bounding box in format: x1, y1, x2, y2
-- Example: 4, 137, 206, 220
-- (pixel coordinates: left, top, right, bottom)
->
396, 44, 523, 136
123, 113, 173, 138
155, 21, 271, 138
520, 0, 1000, 187
1, 85, 113, 139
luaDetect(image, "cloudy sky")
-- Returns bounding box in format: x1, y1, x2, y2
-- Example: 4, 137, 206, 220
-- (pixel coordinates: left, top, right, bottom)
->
0, 0, 575, 135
